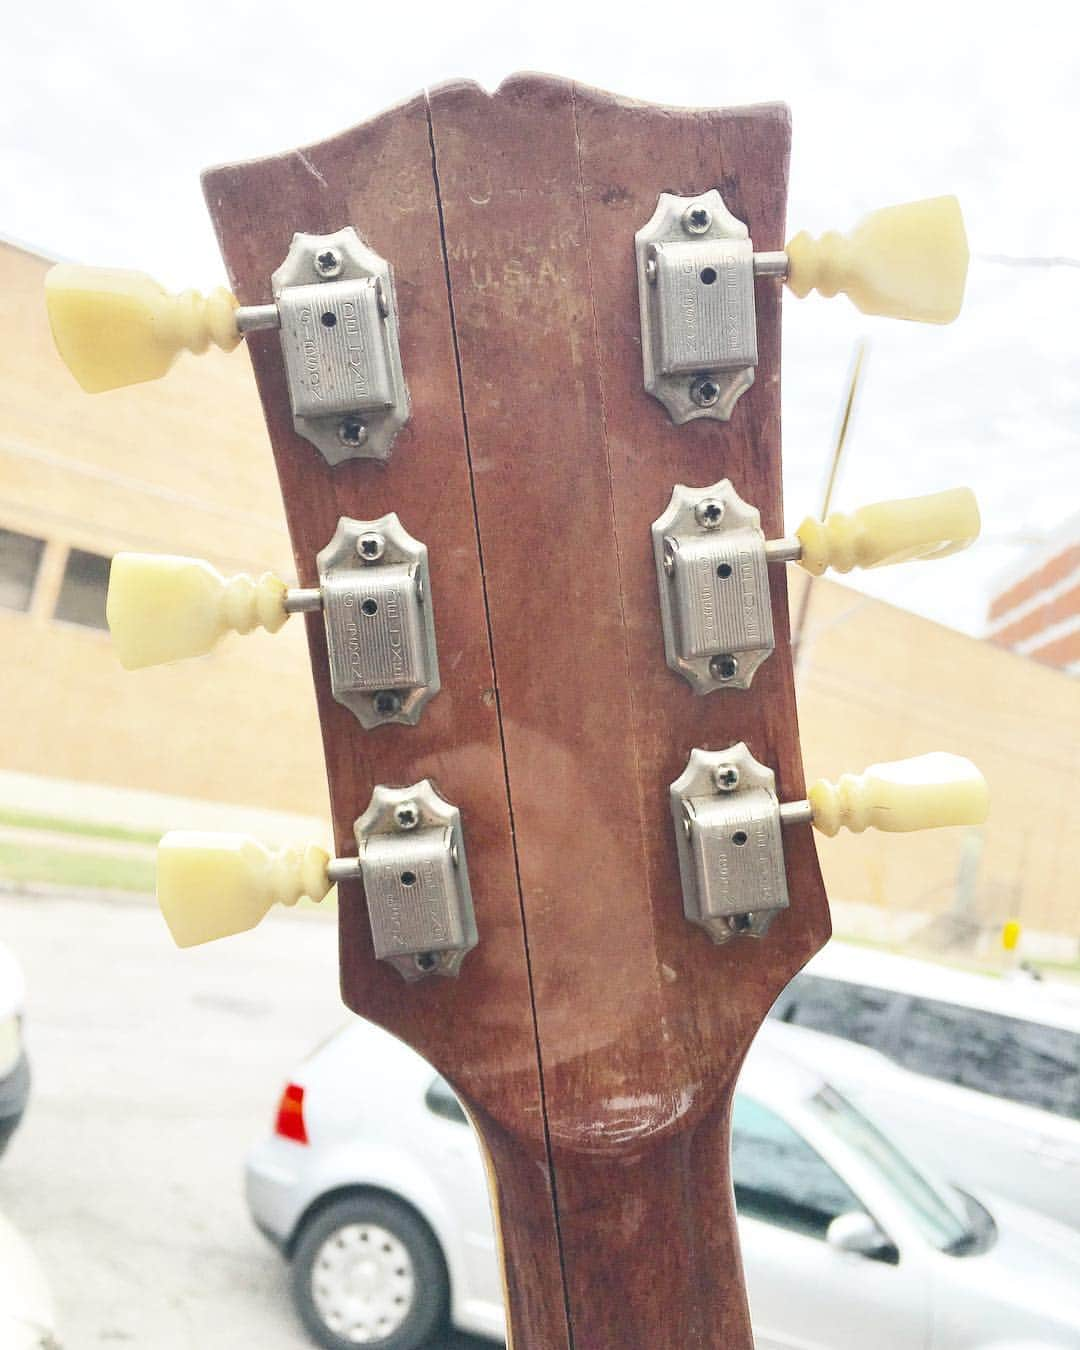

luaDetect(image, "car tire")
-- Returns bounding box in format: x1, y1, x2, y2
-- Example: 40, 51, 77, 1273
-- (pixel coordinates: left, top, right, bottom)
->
291, 1193, 449, 1350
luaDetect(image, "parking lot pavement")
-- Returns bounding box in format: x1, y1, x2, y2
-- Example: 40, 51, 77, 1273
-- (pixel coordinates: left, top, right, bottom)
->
0, 889, 491, 1349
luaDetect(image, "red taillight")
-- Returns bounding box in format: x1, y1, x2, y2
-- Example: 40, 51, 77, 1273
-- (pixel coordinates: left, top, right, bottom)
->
274, 1083, 309, 1144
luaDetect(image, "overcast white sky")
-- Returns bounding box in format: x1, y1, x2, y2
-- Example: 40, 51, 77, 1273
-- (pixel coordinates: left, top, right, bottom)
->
3, 0, 1078, 635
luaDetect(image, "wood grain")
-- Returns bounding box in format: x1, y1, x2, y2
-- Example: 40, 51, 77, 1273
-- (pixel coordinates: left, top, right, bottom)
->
202, 74, 831, 1350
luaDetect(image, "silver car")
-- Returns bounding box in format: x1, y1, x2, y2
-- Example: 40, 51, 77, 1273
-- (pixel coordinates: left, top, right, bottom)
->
246, 1018, 1080, 1350
770, 942, 1080, 1229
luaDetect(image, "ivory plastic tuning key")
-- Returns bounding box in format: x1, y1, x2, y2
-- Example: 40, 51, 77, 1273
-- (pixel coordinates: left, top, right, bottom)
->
45, 227, 410, 465
777, 485, 980, 575
798, 752, 990, 838
45, 267, 240, 393
654, 482, 980, 692
157, 833, 337, 950
671, 745, 989, 944
156, 781, 478, 982
106, 554, 290, 670
637, 192, 968, 422
106, 514, 440, 730
777, 195, 969, 324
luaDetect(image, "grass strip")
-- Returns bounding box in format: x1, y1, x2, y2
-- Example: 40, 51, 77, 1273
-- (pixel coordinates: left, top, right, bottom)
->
0, 807, 162, 846
0, 842, 156, 893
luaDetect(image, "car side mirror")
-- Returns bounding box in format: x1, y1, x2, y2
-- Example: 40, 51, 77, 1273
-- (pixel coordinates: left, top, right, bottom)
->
826, 1211, 898, 1264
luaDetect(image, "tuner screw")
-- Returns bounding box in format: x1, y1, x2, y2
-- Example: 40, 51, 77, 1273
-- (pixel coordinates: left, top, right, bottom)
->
714, 764, 740, 792
313, 247, 344, 279
356, 532, 386, 563
709, 654, 738, 683
690, 375, 721, 410
695, 498, 725, 530
373, 690, 403, 717
645, 249, 659, 285
338, 417, 368, 449
394, 802, 420, 831
682, 204, 712, 235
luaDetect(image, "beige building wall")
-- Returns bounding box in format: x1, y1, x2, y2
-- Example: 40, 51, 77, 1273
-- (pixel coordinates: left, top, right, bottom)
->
793, 572, 1080, 942
2, 241, 1077, 942
0, 241, 329, 819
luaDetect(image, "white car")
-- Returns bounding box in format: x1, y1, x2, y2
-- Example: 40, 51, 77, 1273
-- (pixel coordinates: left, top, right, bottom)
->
0, 1206, 58, 1348
0, 941, 30, 1157
246, 1017, 1080, 1350
769, 942, 1080, 1229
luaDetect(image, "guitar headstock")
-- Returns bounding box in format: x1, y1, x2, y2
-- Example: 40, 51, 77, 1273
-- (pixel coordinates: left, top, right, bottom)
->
46, 74, 985, 1349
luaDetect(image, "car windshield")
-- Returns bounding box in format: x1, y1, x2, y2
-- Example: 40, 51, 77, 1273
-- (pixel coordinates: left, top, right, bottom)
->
808, 1085, 975, 1253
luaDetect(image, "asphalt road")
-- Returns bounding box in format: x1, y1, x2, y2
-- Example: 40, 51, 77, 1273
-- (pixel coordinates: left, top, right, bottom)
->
0, 888, 492, 1350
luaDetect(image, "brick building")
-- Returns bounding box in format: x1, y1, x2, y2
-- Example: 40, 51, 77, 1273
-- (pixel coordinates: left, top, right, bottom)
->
987, 513, 1080, 675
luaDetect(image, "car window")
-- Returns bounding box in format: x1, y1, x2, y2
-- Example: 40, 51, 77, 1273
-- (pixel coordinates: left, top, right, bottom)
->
774, 974, 895, 1050
731, 1095, 865, 1241
425, 1075, 468, 1126
894, 999, 1080, 1121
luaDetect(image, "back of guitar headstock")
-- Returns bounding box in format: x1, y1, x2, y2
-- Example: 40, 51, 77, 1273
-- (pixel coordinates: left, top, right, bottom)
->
46, 73, 986, 1350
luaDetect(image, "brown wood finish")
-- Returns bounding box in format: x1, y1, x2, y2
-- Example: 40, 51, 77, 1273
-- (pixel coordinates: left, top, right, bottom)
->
203, 75, 830, 1350
201, 93, 568, 1348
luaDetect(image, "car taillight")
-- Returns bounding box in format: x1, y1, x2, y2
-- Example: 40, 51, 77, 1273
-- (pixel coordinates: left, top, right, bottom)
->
274, 1083, 309, 1145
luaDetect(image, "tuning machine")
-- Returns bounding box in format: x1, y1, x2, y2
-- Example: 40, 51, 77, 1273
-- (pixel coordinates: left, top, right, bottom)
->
636, 193, 968, 423
45, 227, 410, 464
671, 744, 989, 944
653, 481, 980, 692
157, 780, 478, 983
107, 513, 440, 729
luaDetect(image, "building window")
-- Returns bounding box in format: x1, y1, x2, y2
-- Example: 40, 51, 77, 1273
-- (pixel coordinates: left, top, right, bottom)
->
54, 548, 110, 630
0, 527, 46, 613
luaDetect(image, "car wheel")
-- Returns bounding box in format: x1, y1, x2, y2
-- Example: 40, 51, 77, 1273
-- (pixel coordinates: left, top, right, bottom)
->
291, 1193, 449, 1350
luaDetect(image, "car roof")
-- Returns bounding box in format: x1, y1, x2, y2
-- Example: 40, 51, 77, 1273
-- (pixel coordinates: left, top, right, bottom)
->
730, 1023, 831, 1108
758, 1018, 903, 1081
802, 941, 1080, 1033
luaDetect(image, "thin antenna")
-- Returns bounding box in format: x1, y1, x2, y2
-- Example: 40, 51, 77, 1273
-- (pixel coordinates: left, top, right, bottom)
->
791, 338, 868, 668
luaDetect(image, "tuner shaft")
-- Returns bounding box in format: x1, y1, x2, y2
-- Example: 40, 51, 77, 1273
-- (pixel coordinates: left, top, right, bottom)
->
235, 303, 280, 334
752, 251, 788, 279
283, 588, 323, 615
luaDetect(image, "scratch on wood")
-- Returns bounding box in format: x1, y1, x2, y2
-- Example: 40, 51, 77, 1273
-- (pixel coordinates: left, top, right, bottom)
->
295, 149, 328, 189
